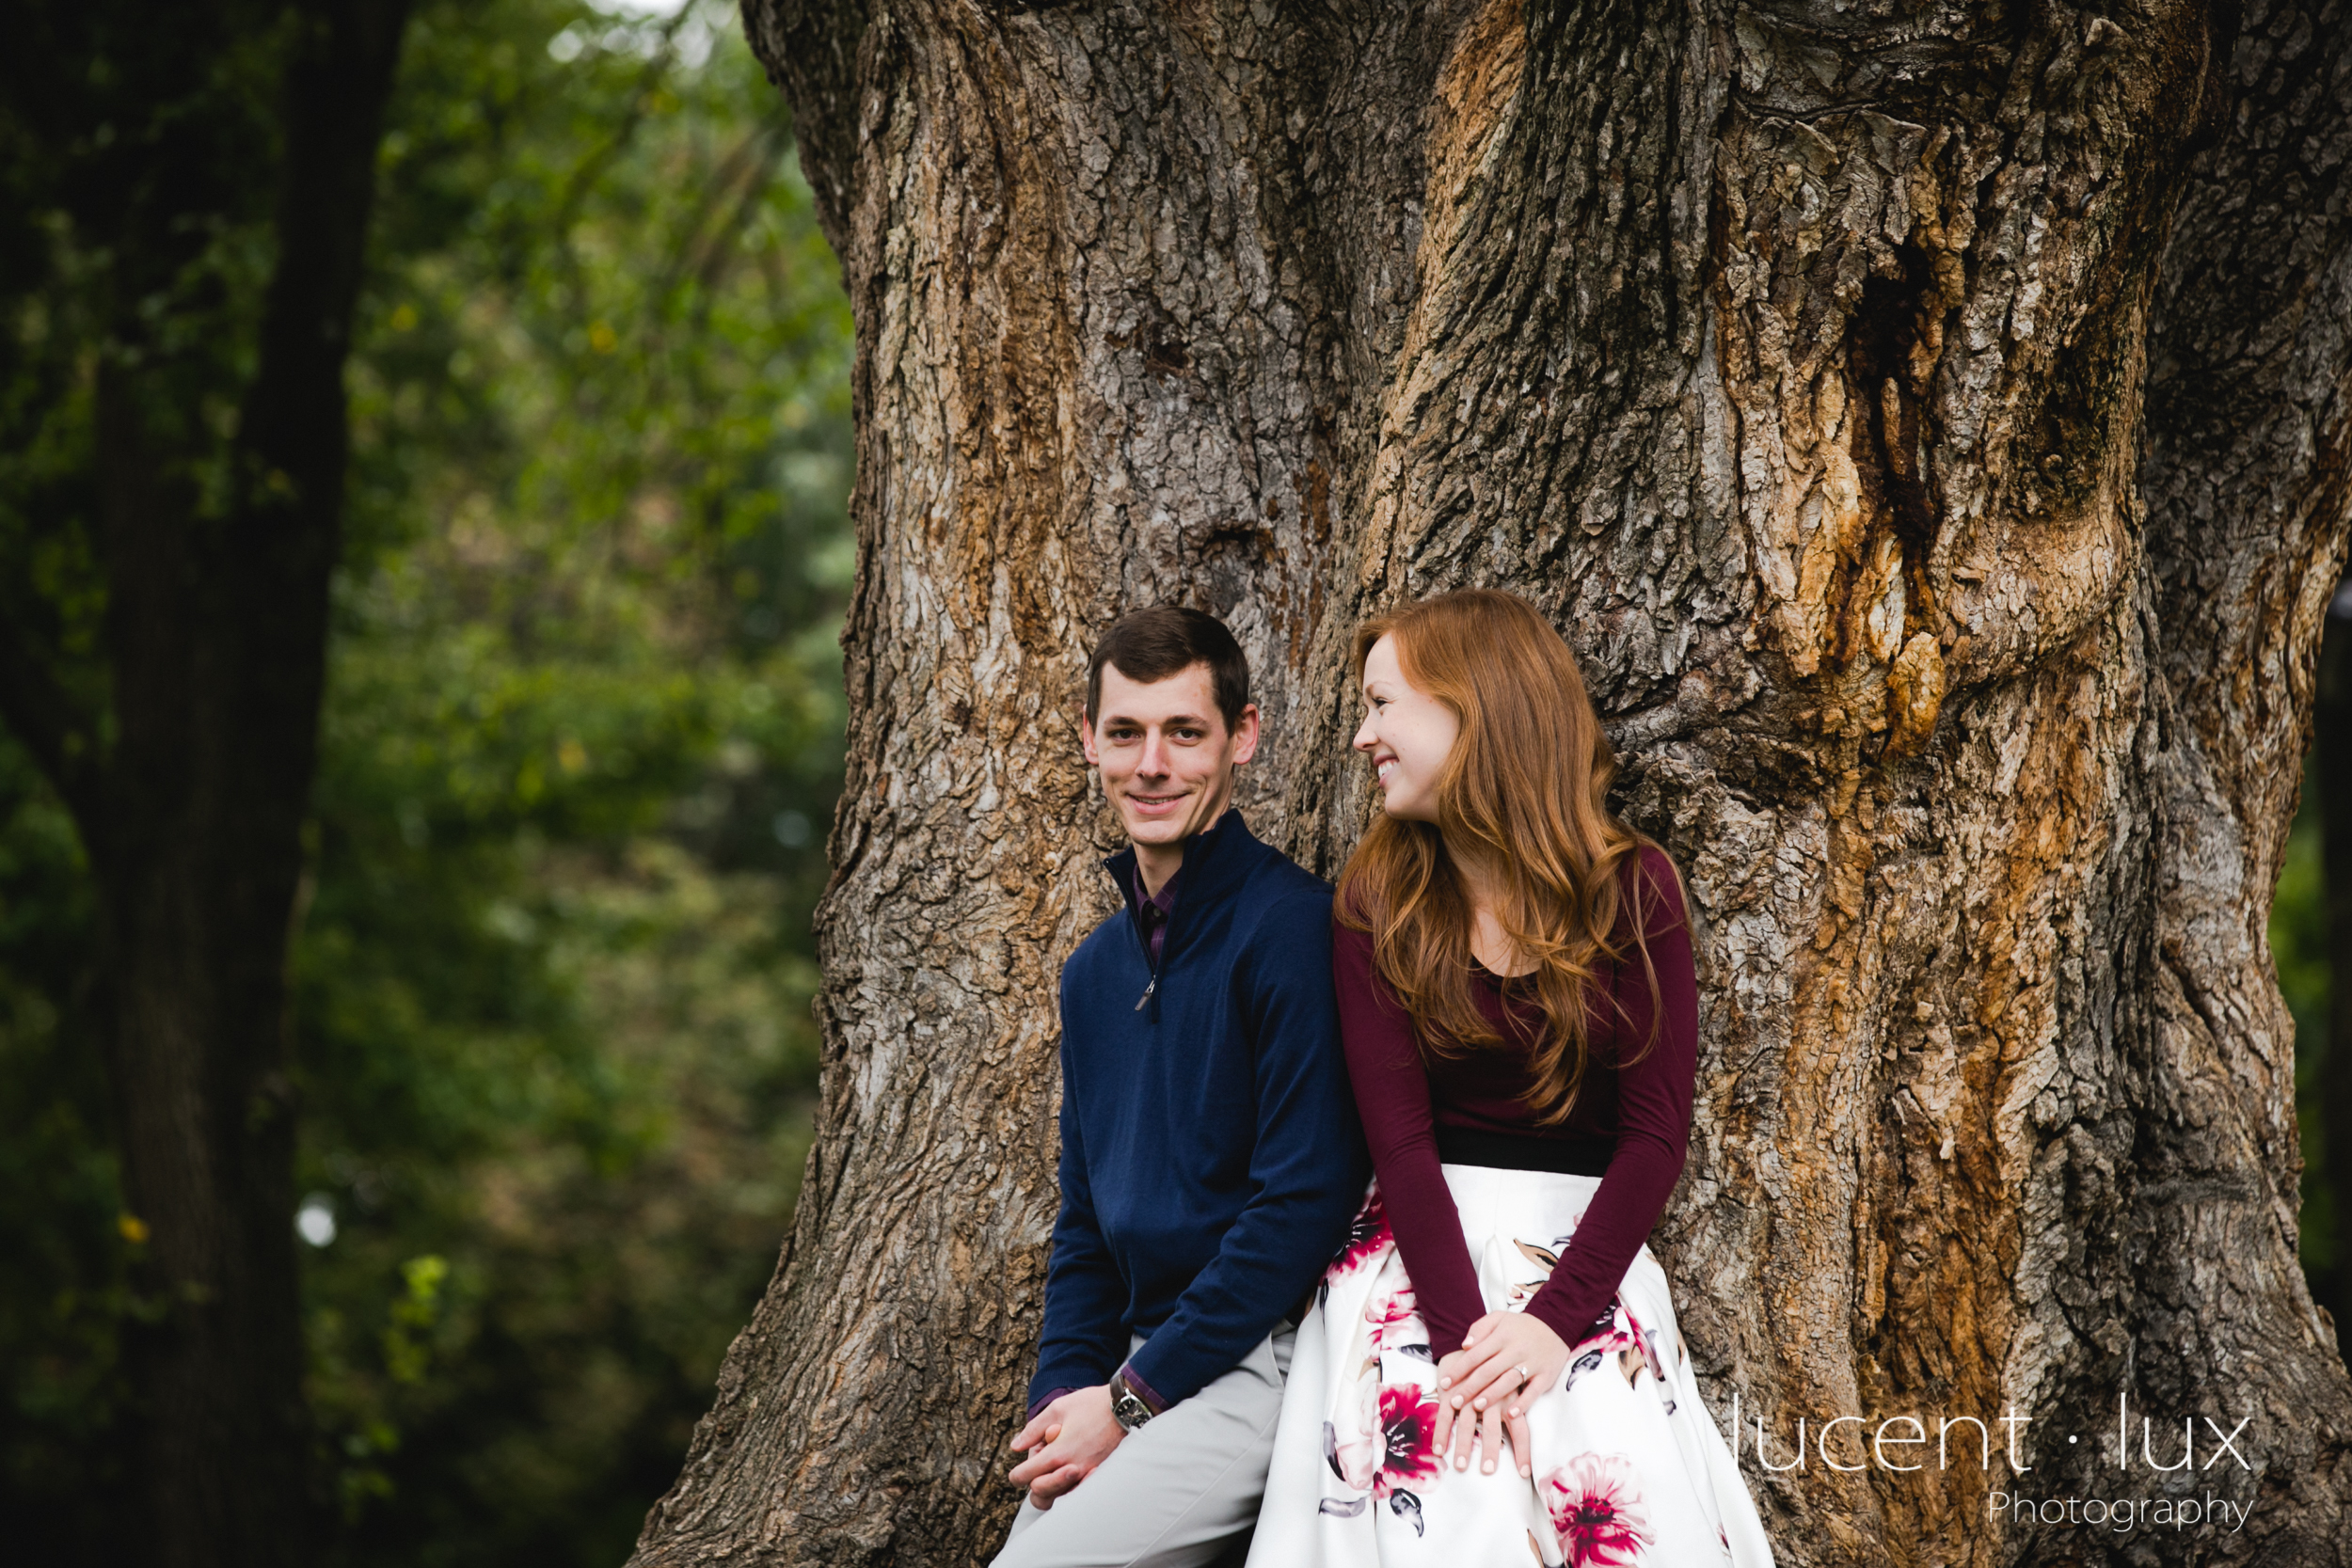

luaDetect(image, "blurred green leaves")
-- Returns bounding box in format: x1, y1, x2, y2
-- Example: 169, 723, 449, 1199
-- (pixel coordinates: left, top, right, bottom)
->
2273, 754, 2335, 1280
0, 2, 851, 1564
297, 3, 850, 1562
383, 1256, 451, 1386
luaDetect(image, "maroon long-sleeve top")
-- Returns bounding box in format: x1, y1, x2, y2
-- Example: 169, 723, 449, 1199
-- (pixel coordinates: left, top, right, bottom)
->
1333, 846, 1696, 1359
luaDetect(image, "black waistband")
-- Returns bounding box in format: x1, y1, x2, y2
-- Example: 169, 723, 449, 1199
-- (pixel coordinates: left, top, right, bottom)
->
1435, 1125, 1615, 1177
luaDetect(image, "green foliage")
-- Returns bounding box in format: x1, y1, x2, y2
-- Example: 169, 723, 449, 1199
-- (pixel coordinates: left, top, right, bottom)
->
0, 3, 852, 1564
298, 4, 850, 1562
2271, 753, 2335, 1277
0, 741, 138, 1561
0, 2, 313, 735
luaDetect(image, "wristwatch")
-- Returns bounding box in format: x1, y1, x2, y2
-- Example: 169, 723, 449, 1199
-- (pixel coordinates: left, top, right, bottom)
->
1107, 1370, 1155, 1432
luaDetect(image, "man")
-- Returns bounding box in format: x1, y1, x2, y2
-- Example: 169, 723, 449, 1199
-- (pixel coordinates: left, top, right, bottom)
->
994, 606, 1368, 1568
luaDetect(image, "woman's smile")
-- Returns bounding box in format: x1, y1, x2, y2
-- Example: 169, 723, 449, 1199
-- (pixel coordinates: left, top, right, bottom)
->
1353, 633, 1460, 823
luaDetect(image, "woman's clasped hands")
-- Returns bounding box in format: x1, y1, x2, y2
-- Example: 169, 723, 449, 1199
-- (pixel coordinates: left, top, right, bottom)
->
1431, 1309, 1570, 1480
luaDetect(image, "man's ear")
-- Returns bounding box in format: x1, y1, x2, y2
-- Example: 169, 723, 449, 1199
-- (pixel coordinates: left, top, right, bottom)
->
1080, 712, 1101, 767
1229, 704, 1262, 768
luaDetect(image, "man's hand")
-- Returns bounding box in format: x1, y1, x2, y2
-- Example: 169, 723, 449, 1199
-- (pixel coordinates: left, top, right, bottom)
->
1432, 1311, 1570, 1479
1008, 1386, 1125, 1509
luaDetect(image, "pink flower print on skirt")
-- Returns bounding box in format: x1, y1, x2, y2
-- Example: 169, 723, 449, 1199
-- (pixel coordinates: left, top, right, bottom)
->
1542, 1452, 1657, 1567
1248, 1166, 1776, 1568
1327, 1383, 1443, 1502
1329, 1189, 1392, 1280
1363, 1284, 1422, 1352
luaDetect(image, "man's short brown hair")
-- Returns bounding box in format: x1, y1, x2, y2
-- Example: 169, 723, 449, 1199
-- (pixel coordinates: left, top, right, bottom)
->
1085, 607, 1251, 731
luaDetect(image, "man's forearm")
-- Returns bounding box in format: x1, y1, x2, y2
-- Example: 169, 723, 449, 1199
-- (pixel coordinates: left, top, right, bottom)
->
1025, 1385, 1080, 1422
1029, 1246, 1129, 1412
1121, 1198, 1338, 1408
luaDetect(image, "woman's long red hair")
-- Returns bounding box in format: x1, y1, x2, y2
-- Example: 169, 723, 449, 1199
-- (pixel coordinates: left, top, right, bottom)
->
1335, 588, 1679, 1122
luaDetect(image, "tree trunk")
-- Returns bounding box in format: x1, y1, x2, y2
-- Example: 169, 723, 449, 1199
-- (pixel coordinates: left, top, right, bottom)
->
637, 1, 2352, 1562
0, 4, 408, 1564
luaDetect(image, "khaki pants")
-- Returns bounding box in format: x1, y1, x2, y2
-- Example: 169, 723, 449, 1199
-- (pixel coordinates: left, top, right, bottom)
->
991, 1328, 1295, 1568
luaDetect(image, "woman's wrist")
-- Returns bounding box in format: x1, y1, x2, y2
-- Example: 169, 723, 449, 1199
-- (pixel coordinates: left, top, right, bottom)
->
1523, 1285, 1612, 1352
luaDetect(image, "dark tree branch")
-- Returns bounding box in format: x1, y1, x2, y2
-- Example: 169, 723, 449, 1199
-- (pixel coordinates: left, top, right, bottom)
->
548, 8, 698, 255
657, 121, 785, 313
85, 4, 416, 1566
238, 0, 413, 554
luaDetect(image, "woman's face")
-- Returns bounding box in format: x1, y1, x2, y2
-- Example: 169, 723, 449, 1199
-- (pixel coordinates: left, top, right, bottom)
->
1354, 632, 1459, 823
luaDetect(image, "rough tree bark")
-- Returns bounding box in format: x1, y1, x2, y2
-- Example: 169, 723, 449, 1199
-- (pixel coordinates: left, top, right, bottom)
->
635, 2, 2352, 1562
0, 4, 409, 1565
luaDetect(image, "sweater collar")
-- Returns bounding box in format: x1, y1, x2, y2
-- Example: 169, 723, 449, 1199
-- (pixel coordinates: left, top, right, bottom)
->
1104, 807, 1260, 927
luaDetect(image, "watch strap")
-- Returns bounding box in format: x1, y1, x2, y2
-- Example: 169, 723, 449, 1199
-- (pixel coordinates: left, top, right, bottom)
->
1108, 1365, 1163, 1430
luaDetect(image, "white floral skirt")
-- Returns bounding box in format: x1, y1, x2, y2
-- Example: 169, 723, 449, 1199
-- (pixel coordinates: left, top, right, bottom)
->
1247, 1165, 1775, 1568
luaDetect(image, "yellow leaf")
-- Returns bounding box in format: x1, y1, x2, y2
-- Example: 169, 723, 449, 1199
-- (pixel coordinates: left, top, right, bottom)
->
119, 1212, 149, 1244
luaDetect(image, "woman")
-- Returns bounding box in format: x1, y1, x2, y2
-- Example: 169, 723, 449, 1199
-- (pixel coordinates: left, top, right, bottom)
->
1248, 589, 1773, 1567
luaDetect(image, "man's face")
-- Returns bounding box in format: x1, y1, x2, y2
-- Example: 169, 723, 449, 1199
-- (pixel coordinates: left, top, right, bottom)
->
1081, 661, 1260, 850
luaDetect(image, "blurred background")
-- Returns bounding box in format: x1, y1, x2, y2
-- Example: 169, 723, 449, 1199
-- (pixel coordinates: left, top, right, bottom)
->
2, 3, 850, 1564
0, 4, 2343, 1567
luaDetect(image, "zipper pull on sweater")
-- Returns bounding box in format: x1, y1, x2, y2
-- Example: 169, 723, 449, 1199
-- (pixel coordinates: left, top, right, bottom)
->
1135, 974, 1156, 1011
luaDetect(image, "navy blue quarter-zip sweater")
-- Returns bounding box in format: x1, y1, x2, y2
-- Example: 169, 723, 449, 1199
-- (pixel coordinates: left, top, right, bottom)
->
1028, 809, 1369, 1415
